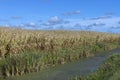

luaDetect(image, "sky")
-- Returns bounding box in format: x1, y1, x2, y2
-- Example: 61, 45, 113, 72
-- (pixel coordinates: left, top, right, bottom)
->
0, 0, 120, 33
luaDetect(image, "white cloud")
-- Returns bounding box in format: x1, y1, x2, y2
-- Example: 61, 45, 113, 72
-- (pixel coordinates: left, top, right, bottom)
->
15, 22, 39, 29
48, 16, 63, 24
42, 16, 64, 26
42, 22, 52, 26
29, 22, 36, 26
62, 10, 81, 16
4, 24, 10, 27
1, 15, 120, 33
88, 15, 112, 20
45, 16, 120, 33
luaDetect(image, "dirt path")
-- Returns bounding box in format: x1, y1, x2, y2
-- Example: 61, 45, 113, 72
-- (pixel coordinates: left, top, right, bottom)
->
13, 48, 120, 80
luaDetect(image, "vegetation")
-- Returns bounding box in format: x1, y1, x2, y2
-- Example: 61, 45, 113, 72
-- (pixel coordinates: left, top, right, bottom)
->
71, 54, 120, 80
0, 27, 120, 79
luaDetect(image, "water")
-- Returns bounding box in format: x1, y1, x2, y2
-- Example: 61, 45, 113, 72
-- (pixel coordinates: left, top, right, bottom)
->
12, 48, 120, 80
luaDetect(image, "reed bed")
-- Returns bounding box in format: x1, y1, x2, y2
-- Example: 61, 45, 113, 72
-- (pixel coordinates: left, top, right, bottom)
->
0, 27, 120, 78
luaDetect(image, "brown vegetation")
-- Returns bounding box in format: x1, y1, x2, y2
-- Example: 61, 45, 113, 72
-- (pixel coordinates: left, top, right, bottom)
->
0, 27, 120, 78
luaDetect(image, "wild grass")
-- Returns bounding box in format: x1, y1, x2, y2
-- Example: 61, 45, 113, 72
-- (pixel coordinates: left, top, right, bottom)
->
0, 27, 120, 78
71, 54, 120, 80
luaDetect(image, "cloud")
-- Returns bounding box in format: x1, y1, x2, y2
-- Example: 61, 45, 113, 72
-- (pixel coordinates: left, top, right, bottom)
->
48, 16, 63, 24
63, 21, 70, 24
37, 20, 42, 22
73, 22, 105, 30
110, 21, 120, 29
0, 19, 9, 22
105, 12, 115, 16
110, 26, 120, 29
62, 10, 81, 16
118, 21, 120, 24
98, 15, 112, 19
13, 22, 39, 29
73, 23, 83, 29
1, 15, 120, 33
42, 16, 64, 26
25, 22, 38, 27
87, 23, 106, 27
11, 16, 23, 19
57, 25, 64, 29
42, 22, 52, 26
89, 13, 113, 20
74, 23, 82, 27
15, 22, 42, 29
4, 24, 11, 27
89, 15, 112, 20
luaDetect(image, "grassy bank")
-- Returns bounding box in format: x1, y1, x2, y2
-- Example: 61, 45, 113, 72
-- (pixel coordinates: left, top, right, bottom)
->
71, 54, 120, 80
0, 27, 120, 79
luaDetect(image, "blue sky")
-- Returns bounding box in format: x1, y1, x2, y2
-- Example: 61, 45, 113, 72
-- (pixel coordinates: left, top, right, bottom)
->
0, 0, 120, 33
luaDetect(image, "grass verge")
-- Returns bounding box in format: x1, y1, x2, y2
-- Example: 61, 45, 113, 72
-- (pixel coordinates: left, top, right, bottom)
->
71, 54, 120, 80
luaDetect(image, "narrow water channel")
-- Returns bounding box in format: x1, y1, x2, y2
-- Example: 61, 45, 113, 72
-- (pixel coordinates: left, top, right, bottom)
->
12, 48, 120, 80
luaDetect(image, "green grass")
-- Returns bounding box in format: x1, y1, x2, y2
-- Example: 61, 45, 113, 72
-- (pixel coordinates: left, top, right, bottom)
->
109, 70, 120, 80
71, 54, 120, 80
